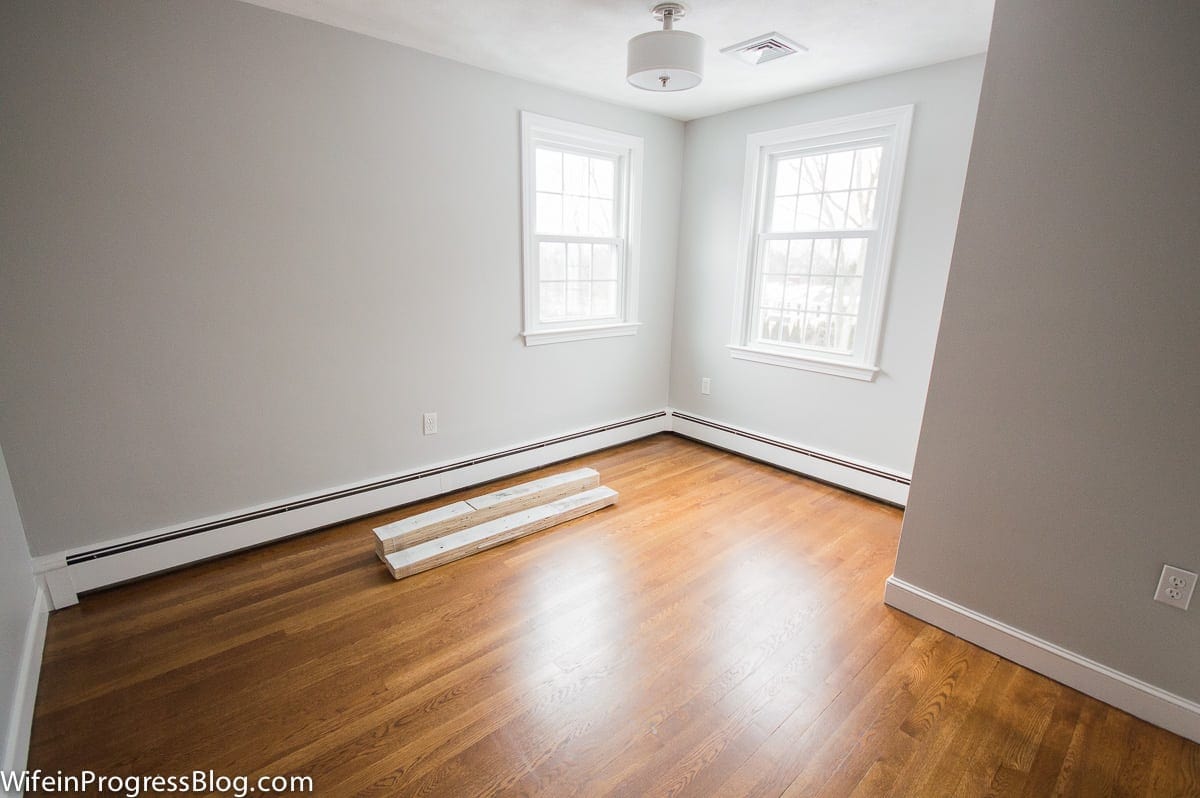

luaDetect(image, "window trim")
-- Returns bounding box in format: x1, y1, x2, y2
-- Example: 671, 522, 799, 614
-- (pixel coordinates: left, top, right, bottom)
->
727, 105, 914, 380
520, 112, 644, 346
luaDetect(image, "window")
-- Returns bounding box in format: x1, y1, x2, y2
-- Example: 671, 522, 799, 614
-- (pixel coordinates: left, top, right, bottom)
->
521, 112, 643, 345
729, 106, 913, 380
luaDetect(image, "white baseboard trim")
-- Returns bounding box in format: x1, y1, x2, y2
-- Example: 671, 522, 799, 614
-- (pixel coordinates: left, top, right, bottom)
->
3, 584, 49, 778
884, 576, 1200, 744
49, 411, 669, 597
667, 409, 909, 506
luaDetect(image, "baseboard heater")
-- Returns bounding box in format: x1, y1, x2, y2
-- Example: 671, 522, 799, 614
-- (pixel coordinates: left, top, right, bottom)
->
66, 411, 667, 566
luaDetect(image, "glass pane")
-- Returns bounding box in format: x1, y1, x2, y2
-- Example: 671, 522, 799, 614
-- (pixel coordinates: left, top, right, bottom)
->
775, 157, 801, 196
783, 276, 808, 311
782, 312, 804, 344
563, 153, 588, 196
820, 191, 849, 230
838, 238, 867, 275
759, 310, 783, 341
834, 276, 862, 314
566, 282, 590, 317
799, 155, 825, 194
812, 239, 838, 275
588, 197, 613, 236
764, 240, 788, 273
563, 195, 588, 235
824, 150, 854, 192
845, 190, 876, 229
761, 274, 785, 308
536, 192, 562, 235
851, 147, 882, 189
592, 244, 616, 279
831, 314, 856, 352
770, 195, 797, 232
535, 148, 562, 193
787, 239, 812, 273
807, 276, 834, 313
592, 280, 618, 317
540, 282, 566, 321
804, 313, 832, 347
795, 195, 821, 231
567, 243, 591, 280
538, 242, 566, 280
589, 158, 614, 199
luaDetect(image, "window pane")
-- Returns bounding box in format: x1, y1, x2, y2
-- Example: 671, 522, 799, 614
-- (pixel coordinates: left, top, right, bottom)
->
539, 242, 566, 280
807, 276, 834, 313
540, 282, 566, 321
536, 192, 562, 234
759, 310, 783, 341
845, 190, 876, 229
799, 155, 825, 194
535, 148, 562, 193
782, 312, 804, 344
775, 157, 801, 195
592, 244, 616, 279
812, 239, 838, 275
589, 197, 613, 236
764, 240, 788, 273
851, 147, 882, 189
831, 314, 856, 352
589, 158, 614, 199
592, 280, 618, 317
804, 313, 832, 347
567, 243, 591, 280
834, 276, 862, 314
838, 238, 867, 275
824, 150, 854, 191
563, 153, 588, 196
784, 276, 808, 311
795, 195, 821, 231
820, 191, 849, 230
787, 239, 813, 273
566, 282, 590, 317
762, 274, 785, 308
770, 195, 797, 232
563, 195, 588, 235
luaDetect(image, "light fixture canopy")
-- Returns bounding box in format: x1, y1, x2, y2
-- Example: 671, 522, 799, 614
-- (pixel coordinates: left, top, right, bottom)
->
627, 3, 704, 92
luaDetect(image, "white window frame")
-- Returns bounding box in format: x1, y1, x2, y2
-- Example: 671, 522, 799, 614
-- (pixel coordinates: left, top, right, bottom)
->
728, 105, 913, 381
520, 112, 644, 346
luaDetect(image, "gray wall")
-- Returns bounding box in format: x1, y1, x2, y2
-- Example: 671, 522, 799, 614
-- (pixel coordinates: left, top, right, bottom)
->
669, 57, 985, 474
894, 0, 1200, 702
0, 444, 37, 764
0, 0, 683, 556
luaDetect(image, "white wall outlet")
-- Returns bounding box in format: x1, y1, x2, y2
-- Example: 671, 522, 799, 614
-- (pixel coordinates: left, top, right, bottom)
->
1154, 564, 1197, 610
701, 377, 711, 395
422, 412, 438, 436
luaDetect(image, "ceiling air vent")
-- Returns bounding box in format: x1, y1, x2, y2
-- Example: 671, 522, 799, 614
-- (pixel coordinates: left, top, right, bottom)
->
720, 32, 807, 65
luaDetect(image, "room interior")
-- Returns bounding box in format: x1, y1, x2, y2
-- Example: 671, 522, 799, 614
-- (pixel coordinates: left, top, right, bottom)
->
1, 0, 1198, 794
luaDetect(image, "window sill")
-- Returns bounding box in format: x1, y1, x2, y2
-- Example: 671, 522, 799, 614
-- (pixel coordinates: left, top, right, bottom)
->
523, 322, 641, 346
727, 344, 880, 381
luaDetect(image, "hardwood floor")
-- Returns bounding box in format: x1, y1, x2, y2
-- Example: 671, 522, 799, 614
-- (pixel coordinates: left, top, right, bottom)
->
28, 434, 1200, 796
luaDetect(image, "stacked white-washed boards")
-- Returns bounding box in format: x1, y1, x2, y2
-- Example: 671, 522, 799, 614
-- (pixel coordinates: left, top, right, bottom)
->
373, 467, 617, 580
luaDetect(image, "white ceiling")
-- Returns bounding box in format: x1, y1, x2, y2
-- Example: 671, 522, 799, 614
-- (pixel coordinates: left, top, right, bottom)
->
238, 0, 994, 121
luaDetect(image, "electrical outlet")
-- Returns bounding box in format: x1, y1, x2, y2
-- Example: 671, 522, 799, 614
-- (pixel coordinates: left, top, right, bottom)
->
701, 377, 711, 395
1154, 564, 1197, 610
422, 412, 438, 436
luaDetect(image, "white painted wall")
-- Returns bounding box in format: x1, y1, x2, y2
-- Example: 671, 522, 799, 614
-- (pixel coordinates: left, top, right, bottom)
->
668, 56, 985, 475
894, 0, 1200, 703
0, 443, 38, 769
0, 0, 682, 556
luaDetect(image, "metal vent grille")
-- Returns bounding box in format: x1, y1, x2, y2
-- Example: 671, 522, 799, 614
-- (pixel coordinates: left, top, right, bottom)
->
721, 33, 807, 65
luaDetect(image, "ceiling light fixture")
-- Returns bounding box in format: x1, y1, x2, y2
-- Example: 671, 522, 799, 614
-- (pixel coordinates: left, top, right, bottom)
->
626, 3, 704, 92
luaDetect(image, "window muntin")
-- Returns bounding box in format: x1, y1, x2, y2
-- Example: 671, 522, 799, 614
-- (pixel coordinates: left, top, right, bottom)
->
730, 107, 912, 380
521, 113, 642, 345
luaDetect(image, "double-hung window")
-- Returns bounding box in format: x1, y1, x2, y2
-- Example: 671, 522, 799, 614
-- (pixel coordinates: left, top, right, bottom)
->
729, 106, 913, 380
520, 112, 643, 345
